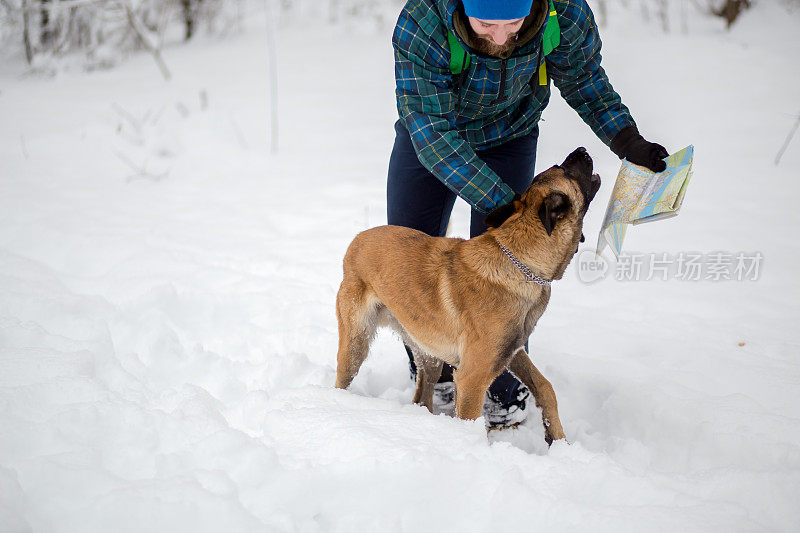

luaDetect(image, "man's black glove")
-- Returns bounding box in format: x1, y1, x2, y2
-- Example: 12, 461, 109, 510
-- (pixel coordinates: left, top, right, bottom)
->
610, 125, 669, 173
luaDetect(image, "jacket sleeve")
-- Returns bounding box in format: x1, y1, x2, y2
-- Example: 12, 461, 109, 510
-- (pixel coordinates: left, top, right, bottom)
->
547, 0, 636, 146
393, 9, 515, 214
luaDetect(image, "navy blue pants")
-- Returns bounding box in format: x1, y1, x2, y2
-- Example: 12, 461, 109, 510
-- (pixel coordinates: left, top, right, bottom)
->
386, 120, 538, 405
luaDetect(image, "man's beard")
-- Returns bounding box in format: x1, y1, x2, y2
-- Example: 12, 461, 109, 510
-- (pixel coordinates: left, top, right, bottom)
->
473, 32, 519, 58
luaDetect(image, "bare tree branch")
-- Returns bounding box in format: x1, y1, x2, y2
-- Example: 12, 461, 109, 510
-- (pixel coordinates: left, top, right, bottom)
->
19, 0, 106, 13
775, 113, 800, 166
123, 1, 171, 81
114, 150, 169, 182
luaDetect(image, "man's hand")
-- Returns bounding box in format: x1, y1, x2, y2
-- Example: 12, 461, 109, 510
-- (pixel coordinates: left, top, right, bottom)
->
610, 126, 669, 173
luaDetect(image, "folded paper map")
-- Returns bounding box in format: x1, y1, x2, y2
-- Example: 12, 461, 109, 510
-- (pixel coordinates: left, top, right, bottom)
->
596, 145, 694, 258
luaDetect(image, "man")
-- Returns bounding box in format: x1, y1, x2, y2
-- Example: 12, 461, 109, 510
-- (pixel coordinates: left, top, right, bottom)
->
387, 0, 667, 427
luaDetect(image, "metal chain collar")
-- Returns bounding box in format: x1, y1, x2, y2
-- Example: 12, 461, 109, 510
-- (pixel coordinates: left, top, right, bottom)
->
495, 239, 552, 286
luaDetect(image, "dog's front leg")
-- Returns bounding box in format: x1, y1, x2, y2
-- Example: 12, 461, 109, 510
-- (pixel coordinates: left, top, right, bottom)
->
453, 352, 500, 420
411, 353, 443, 413
508, 349, 566, 445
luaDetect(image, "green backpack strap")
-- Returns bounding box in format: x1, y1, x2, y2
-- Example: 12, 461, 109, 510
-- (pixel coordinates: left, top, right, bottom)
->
538, 0, 561, 85
542, 0, 560, 56
447, 30, 470, 75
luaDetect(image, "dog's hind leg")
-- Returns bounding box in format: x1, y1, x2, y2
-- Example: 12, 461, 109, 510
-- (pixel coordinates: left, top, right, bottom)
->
411, 353, 443, 413
334, 276, 379, 390
508, 349, 566, 445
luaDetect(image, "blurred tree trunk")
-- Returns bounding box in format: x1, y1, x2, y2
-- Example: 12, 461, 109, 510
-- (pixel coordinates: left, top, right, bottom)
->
656, 0, 669, 32
681, 0, 689, 34
40, 0, 53, 46
266, 0, 278, 153
181, 0, 202, 40
22, 0, 34, 63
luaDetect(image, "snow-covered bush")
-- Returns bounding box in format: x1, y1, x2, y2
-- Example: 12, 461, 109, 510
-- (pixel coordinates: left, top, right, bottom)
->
0, 0, 245, 70
1, 0, 795, 72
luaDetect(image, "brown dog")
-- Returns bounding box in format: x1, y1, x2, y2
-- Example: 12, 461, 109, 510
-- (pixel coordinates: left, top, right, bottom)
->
334, 148, 601, 445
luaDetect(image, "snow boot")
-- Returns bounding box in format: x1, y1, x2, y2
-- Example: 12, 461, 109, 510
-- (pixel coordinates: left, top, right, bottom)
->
409, 352, 530, 428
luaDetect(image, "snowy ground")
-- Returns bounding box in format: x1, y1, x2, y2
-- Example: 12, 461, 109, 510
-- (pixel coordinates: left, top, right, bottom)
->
1, 3, 800, 532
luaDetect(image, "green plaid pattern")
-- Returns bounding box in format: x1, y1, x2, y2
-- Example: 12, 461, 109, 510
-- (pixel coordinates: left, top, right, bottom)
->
393, 0, 635, 213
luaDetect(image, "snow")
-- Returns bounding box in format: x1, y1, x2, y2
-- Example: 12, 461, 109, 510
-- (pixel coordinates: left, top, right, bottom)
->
1, 2, 799, 531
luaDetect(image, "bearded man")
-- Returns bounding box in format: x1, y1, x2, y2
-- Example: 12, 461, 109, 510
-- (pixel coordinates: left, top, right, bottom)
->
387, 0, 667, 427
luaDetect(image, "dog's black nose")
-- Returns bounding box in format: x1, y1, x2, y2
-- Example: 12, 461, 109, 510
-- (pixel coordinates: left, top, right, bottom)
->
562, 147, 593, 178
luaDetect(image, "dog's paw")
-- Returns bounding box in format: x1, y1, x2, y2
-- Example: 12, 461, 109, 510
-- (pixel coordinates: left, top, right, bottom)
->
543, 418, 567, 446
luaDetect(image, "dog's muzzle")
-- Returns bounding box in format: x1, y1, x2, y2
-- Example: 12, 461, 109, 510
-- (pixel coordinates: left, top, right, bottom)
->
562, 147, 601, 205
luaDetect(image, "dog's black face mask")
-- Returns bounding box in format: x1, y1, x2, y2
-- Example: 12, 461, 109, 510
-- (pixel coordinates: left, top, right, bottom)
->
560, 147, 601, 211
560, 147, 600, 248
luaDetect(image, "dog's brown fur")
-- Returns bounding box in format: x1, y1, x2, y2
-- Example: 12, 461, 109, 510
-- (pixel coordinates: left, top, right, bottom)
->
334, 148, 600, 445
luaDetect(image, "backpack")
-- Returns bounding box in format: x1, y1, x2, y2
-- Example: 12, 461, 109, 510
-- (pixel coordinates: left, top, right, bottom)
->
447, 0, 560, 87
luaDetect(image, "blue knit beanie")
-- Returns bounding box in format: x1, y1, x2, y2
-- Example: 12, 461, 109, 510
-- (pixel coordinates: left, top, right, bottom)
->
461, 0, 534, 20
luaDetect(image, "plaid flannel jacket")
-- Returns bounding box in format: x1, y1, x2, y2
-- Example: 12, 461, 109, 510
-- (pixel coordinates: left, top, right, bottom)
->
393, 0, 636, 213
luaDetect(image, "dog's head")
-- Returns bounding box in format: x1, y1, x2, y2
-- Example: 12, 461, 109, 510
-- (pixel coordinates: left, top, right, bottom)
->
485, 147, 601, 274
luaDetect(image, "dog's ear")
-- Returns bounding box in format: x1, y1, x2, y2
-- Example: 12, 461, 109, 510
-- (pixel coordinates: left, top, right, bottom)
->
538, 191, 571, 236
484, 193, 522, 229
